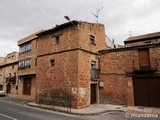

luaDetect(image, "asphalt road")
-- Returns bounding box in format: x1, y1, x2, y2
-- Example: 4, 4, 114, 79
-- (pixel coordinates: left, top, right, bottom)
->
0, 97, 87, 120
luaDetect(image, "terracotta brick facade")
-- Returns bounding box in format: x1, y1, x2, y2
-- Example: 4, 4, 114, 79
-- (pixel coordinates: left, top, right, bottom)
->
0, 52, 19, 94
99, 43, 160, 107
17, 30, 43, 100
36, 21, 106, 108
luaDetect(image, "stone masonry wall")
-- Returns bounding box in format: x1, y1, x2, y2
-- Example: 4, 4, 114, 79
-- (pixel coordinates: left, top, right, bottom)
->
100, 49, 138, 105
36, 21, 107, 108
36, 50, 79, 107
100, 46, 160, 106
77, 50, 98, 108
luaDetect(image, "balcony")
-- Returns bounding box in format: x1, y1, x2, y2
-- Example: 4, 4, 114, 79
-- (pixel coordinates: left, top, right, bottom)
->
18, 65, 31, 70
91, 68, 100, 80
6, 76, 16, 84
133, 59, 157, 73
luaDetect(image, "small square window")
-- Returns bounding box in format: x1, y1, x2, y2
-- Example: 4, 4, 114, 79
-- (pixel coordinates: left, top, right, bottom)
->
90, 35, 96, 45
55, 36, 60, 44
50, 59, 55, 67
9, 73, 11, 77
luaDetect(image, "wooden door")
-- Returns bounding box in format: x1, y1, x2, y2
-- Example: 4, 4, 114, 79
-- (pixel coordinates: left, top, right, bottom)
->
23, 78, 31, 95
138, 49, 150, 69
6, 84, 11, 94
133, 78, 150, 107
133, 77, 160, 107
148, 78, 160, 107
91, 84, 97, 104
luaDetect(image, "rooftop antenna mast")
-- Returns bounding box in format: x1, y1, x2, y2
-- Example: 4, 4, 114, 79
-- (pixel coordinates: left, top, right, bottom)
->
92, 7, 103, 23
129, 31, 132, 37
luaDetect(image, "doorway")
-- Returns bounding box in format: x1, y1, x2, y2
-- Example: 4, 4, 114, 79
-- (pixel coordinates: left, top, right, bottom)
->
133, 77, 160, 107
23, 78, 31, 95
91, 84, 97, 104
6, 84, 11, 94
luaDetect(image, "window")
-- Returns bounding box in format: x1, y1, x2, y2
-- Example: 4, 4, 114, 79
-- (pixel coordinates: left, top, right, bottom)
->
12, 65, 14, 69
12, 56, 15, 59
14, 72, 16, 77
90, 35, 96, 45
9, 73, 11, 77
18, 59, 31, 70
138, 49, 150, 69
0, 75, 2, 79
55, 36, 60, 44
0, 85, 3, 91
50, 59, 55, 67
51, 35, 61, 44
19, 42, 32, 54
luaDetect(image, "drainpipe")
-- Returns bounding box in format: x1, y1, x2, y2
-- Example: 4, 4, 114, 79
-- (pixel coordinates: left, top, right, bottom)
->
97, 55, 100, 78
16, 75, 19, 95
97, 54, 100, 104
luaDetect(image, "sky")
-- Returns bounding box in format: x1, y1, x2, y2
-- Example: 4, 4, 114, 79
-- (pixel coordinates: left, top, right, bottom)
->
1, 0, 160, 56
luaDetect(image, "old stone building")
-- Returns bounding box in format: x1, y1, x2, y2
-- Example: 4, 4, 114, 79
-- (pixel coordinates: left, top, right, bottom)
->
36, 21, 107, 108
0, 57, 5, 90
17, 30, 44, 99
124, 31, 160, 46
99, 32, 160, 108
0, 52, 19, 94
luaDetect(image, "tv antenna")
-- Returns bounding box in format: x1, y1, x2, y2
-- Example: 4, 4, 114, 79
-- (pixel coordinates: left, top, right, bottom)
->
92, 7, 103, 23
129, 31, 132, 37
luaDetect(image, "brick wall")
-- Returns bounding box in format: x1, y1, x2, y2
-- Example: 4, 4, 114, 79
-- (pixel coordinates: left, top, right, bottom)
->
125, 38, 160, 46
77, 50, 98, 108
99, 49, 137, 105
36, 21, 107, 108
100, 45, 160, 106
36, 50, 79, 107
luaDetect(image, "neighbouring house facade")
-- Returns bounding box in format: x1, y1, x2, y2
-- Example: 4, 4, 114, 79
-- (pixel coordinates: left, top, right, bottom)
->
36, 21, 107, 108
99, 32, 160, 108
124, 31, 160, 46
0, 57, 5, 90
17, 30, 44, 99
0, 52, 19, 94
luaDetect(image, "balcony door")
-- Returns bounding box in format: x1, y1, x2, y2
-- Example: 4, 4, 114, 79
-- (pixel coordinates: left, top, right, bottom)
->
138, 49, 150, 69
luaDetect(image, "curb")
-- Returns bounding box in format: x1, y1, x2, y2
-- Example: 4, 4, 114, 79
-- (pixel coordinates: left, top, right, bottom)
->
26, 102, 125, 115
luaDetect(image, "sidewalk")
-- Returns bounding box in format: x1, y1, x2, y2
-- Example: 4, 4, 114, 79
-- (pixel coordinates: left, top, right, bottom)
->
26, 102, 160, 115
27, 102, 126, 115
7, 94, 160, 115
8, 94, 34, 101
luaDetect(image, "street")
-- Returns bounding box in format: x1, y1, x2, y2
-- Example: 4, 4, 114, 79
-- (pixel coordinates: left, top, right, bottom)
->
0, 97, 159, 120
0, 97, 86, 120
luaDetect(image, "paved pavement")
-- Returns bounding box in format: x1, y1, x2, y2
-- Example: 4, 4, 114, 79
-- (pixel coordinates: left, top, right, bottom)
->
27, 102, 160, 115
27, 102, 126, 115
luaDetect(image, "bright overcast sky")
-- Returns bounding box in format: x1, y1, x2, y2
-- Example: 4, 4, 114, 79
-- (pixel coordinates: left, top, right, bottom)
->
1, 0, 160, 56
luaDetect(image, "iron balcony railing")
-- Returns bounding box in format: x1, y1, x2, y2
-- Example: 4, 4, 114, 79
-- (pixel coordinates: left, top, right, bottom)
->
132, 59, 158, 73
6, 76, 16, 84
91, 68, 100, 80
